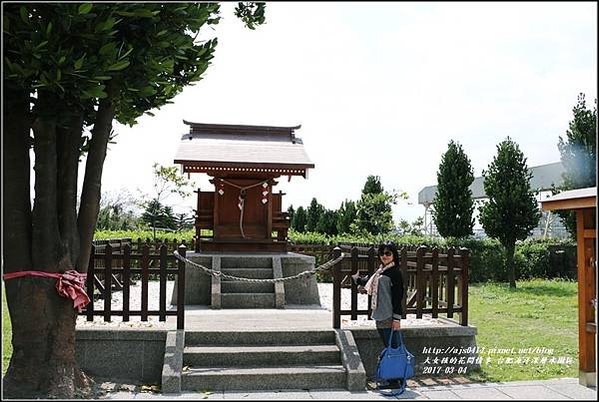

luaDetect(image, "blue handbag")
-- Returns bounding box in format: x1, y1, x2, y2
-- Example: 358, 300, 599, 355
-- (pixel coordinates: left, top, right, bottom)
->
376, 329, 415, 395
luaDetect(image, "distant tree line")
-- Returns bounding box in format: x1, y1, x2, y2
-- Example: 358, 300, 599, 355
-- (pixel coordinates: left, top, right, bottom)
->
288, 175, 407, 236
96, 163, 195, 237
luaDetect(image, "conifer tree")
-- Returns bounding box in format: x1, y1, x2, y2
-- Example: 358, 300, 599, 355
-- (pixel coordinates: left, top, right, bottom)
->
480, 137, 541, 289
355, 175, 396, 235
291, 206, 307, 232
556, 93, 597, 238
336, 199, 357, 234
306, 198, 325, 232
432, 140, 475, 238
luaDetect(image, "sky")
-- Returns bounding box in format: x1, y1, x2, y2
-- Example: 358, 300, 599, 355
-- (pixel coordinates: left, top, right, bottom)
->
75, 2, 597, 225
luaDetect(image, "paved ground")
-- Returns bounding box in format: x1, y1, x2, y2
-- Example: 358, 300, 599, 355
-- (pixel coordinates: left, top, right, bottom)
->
98, 377, 596, 400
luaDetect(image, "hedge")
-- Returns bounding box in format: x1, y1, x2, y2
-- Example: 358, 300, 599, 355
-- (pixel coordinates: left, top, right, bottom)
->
286, 231, 576, 283
93, 230, 577, 283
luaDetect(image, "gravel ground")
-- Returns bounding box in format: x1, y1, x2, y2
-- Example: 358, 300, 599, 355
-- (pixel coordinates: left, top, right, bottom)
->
77, 281, 446, 328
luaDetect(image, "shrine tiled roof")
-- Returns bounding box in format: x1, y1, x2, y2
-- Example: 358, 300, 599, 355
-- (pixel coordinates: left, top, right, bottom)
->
174, 121, 314, 171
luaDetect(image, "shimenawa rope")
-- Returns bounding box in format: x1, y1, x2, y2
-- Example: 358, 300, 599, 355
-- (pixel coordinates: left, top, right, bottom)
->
173, 251, 346, 283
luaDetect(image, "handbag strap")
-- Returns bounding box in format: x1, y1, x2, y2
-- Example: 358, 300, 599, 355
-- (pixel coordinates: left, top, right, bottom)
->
379, 378, 407, 397
387, 328, 404, 349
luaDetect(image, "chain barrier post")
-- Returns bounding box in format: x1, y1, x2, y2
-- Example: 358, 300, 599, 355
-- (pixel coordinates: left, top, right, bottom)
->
332, 246, 342, 329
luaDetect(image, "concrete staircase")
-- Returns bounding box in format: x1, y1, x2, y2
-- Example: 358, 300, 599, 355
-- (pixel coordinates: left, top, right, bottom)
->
181, 330, 348, 391
219, 256, 279, 309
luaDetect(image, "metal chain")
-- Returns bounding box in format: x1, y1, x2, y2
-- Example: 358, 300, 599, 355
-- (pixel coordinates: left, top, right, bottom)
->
173, 251, 346, 283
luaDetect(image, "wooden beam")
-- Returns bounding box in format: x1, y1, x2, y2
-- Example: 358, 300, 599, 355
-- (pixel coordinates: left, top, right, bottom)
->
542, 197, 596, 211
583, 229, 596, 239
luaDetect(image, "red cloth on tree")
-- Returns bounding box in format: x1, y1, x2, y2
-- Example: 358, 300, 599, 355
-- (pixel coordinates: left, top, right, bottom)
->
2, 270, 90, 312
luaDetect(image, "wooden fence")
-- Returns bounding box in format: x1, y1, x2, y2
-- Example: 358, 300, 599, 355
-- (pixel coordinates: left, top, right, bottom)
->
330, 245, 470, 329
81, 242, 186, 329
288, 244, 333, 266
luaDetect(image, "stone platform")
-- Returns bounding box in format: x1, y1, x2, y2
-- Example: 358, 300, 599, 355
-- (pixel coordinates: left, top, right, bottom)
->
170, 252, 320, 308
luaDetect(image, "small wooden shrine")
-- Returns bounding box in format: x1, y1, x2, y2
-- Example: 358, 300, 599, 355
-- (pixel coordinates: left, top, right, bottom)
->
541, 187, 596, 387
174, 121, 314, 252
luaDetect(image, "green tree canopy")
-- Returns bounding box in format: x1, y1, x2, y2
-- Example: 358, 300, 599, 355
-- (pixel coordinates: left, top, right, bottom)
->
556, 93, 597, 238
480, 137, 541, 288
286, 205, 295, 223
140, 163, 192, 239
432, 140, 475, 238
362, 175, 384, 195
336, 199, 357, 234
354, 175, 396, 235
306, 198, 325, 232
316, 209, 339, 235
291, 206, 307, 232
140, 199, 177, 232
398, 217, 425, 236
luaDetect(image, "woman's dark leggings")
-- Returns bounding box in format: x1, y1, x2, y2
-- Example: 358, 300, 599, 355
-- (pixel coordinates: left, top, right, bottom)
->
377, 327, 400, 349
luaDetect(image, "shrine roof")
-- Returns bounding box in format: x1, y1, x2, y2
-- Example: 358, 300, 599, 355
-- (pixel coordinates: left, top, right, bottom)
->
174, 121, 315, 169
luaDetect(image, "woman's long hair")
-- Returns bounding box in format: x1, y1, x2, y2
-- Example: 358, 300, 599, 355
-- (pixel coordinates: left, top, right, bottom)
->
378, 241, 400, 267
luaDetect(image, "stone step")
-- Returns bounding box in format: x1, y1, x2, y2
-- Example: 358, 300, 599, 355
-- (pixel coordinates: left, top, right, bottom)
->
185, 330, 337, 346
221, 281, 274, 294
221, 293, 275, 309
184, 345, 341, 367
220, 257, 273, 269
220, 268, 273, 280
181, 365, 346, 391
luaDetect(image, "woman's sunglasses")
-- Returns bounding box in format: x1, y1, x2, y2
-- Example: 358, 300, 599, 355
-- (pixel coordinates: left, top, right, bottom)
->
379, 251, 393, 257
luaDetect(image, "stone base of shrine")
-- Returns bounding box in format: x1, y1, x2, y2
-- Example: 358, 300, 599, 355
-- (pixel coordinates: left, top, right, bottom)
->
170, 252, 320, 307
196, 238, 288, 253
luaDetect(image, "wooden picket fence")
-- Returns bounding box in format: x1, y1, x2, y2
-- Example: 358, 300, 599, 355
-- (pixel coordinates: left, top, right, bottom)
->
330, 245, 470, 329
81, 241, 187, 329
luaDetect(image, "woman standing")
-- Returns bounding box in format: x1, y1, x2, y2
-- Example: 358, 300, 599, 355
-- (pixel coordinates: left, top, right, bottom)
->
352, 242, 405, 387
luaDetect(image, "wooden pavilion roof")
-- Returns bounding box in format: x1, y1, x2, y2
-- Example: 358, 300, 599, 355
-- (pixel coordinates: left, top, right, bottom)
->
541, 187, 597, 211
174, 121, 314, 177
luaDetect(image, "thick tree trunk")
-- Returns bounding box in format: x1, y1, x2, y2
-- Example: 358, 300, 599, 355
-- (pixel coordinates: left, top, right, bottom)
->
57, 112, 84, 267
2, 85, 32, 271
505, 243, 517, 289
3, 279, 84, 398
3, 92, 90, 399
77, 93, 116, 272
30, 95, 62, 271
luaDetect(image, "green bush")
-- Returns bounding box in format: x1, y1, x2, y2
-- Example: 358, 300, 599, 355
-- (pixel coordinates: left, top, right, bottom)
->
447, 238, 507, 283
514, 238, 576, 280
289, 231, 576, 283
95, 230, 577, 283
94, 229, 195, 245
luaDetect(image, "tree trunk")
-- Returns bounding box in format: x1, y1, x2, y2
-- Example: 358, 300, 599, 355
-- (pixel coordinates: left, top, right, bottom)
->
30, 95, 62, 271
77, 92, 116, 273
3, 92, 90, 399
2, 84, 33, 271
505, 242, 517, 289
57, 112, 84, 267
3, 279, 85, 398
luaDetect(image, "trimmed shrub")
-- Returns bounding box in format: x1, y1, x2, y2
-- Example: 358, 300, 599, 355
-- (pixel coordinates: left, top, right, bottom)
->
515, 238, 577, 280
94, 230, 577, 283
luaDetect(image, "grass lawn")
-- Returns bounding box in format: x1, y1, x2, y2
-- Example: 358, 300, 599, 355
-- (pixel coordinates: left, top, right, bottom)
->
466, 278, 579, 382
1, 279, 580, 382
2, 284, 12, 375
